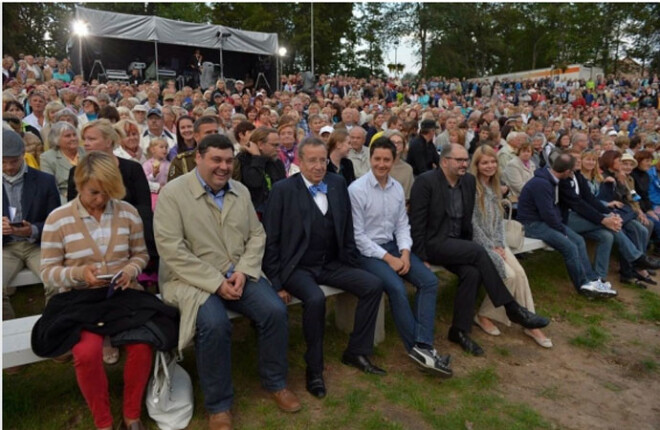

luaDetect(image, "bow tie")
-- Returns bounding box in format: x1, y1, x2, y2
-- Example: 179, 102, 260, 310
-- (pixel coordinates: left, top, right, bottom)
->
309, 181, 328, 196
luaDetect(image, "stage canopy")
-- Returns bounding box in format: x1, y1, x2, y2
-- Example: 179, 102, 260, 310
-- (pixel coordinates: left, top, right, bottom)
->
70, 6, 279, 91
74, 6, 278, 56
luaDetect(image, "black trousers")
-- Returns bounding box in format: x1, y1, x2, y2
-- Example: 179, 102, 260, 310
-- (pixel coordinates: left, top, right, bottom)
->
283, 262, 383, 375
427, 238, 514, 333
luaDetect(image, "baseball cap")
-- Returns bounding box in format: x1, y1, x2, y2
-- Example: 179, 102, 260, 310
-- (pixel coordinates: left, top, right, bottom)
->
147, 107, 163, 118
320, 125, 335, 135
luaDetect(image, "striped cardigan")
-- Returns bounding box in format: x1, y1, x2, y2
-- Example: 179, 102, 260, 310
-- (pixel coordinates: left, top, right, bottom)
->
40, 197, 149, 298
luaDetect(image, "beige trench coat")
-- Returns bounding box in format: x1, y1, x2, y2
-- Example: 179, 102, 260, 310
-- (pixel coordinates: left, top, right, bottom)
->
154, 170, 266, 352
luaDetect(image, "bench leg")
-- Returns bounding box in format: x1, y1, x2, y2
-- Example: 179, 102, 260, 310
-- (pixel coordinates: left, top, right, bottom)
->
334, 293, 386, 346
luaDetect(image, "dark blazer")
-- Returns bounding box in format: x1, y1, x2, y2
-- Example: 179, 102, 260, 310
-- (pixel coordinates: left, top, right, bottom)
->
406, 134, 439, 176
262, 172, 360, 290
2, 167, 60, 245
235, 151, 286, 214
67, 157, 156, 257
409, 168, 476, 262
558, 171, 611, 225
327, 158, 356, 186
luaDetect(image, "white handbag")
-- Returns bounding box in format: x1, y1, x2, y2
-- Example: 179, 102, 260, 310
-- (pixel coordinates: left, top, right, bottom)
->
146, 351, 194, 430
502, 199, 525, 250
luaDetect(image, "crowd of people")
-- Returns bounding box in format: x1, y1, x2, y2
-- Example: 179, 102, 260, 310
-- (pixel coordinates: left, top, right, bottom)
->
3, 52, 660, 430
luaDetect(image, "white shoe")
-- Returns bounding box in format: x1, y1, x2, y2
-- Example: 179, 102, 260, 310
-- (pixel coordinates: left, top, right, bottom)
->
598, 278, 613, 290
580, 280, 617, 298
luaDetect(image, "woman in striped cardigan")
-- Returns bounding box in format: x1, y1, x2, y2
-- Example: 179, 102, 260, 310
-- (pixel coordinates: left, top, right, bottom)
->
40, 151, 151, 430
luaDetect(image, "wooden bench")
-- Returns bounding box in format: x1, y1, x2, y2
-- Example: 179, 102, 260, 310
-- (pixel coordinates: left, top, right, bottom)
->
3, 284, 386, 369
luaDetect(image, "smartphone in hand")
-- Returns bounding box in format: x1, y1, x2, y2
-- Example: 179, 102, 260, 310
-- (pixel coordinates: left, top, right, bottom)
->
106, 272, 124, 298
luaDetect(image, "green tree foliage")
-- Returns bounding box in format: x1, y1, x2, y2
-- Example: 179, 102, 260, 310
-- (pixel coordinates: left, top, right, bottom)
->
3, 3, 658, 78
3, 3, 74, 58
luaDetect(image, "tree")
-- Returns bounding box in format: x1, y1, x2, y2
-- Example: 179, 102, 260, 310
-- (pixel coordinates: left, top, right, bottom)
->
3, 3, 74, 58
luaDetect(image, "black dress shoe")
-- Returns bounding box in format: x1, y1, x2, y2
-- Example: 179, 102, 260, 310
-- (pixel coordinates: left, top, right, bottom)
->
305, 371, 326, 398
505, 302, 549, 329
341, 352, 386, 375
447, 327, 484, 356
634, 255, 660, 270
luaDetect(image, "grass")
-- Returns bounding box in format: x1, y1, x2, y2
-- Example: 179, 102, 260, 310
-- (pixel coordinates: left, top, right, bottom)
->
570, 326, 611, 349
639, 290, 660, 321
5, 249, 660, 429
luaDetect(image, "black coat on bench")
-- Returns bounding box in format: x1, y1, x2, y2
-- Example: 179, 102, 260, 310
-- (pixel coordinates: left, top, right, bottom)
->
31, 288, 179, 357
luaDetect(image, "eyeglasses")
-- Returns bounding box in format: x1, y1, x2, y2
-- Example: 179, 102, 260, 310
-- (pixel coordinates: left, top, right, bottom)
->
446, 157, 469, 164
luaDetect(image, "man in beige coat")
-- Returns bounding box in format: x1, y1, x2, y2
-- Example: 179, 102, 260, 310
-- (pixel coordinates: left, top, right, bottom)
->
155, 134, 300, 430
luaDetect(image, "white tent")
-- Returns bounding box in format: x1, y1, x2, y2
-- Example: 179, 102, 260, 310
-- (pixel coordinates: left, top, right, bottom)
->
74, 6, 278, 56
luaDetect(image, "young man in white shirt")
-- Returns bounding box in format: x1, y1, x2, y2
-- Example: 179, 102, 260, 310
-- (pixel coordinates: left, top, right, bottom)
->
348, 136, 452, 377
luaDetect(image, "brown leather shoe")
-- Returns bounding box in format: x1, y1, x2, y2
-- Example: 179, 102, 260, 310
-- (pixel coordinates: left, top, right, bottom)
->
271, 388, 302, 413
209, 411, 232, 430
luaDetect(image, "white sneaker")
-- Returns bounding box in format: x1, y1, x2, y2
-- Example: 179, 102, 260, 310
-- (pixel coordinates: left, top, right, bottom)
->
598, 278, 613, 290
580, 280, 617, 298
408, 346, 453, 377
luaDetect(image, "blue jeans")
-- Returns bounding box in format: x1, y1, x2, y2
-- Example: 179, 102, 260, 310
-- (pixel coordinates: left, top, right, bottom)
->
567, 212, 643, 278
524, 221, 597, 290
195, 277, 288, 413
359, 241, 438, 352
624, 219, 650, 251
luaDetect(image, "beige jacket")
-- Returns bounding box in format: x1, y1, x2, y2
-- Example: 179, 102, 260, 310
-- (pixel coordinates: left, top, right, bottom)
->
154, 170, 266, 352
503, 156, 536, 198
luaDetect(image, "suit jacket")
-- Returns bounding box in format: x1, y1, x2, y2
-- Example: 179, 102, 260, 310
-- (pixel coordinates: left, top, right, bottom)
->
2, 167, 60, 245
155, 172, 265, 351
67, 157, 156, 258
40, 147, 85, 204
409, 168, 476, 262
262, 172, 360, 290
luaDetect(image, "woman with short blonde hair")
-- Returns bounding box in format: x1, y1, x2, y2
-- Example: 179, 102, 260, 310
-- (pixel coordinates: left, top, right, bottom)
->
39, 150, 154, 430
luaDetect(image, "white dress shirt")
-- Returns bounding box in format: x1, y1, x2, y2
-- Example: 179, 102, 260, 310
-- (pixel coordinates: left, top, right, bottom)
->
301, 174, 328, 215
348, 170, 412, 259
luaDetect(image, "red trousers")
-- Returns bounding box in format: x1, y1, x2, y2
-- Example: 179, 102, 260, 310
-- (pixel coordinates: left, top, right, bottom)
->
72, 331, 153, 428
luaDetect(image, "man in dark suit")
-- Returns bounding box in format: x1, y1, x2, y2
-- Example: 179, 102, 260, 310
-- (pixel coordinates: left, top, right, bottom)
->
2, 130, 60, 319
262, 137, 385, 399
409, 144, 549, 356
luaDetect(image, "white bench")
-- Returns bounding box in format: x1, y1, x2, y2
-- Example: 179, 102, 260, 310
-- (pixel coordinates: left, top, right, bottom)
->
8, 269, 41, 288
3, 238, 548, 369
3, 285, 386, 369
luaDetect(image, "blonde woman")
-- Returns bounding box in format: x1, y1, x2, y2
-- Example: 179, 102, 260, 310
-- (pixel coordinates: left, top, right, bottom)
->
469, 145, 551, 348
39, 151, 152, 430
581, 150, 604, 196
41, 101, 65, 150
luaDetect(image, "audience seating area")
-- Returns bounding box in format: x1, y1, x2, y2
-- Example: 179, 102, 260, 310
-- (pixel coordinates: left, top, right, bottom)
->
2, 237, 550, 369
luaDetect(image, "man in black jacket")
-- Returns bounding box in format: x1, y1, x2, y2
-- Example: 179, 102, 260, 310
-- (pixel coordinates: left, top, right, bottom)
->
406, 119, 439, 176
262, 137, 385, 398
234, 127, 286, 216
409, 144, 549, 356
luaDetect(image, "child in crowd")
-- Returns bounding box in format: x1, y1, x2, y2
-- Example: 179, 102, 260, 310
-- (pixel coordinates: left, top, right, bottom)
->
23, 131, 43, 169
142, 137, 170, 211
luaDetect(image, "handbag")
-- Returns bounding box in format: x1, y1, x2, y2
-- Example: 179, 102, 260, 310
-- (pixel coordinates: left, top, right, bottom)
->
502, 199, 525, 250
146, 351, 194, 430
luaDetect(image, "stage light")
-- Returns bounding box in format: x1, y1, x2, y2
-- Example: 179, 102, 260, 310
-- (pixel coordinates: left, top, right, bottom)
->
278, 47, 287, 57
73, 20, 89, 37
